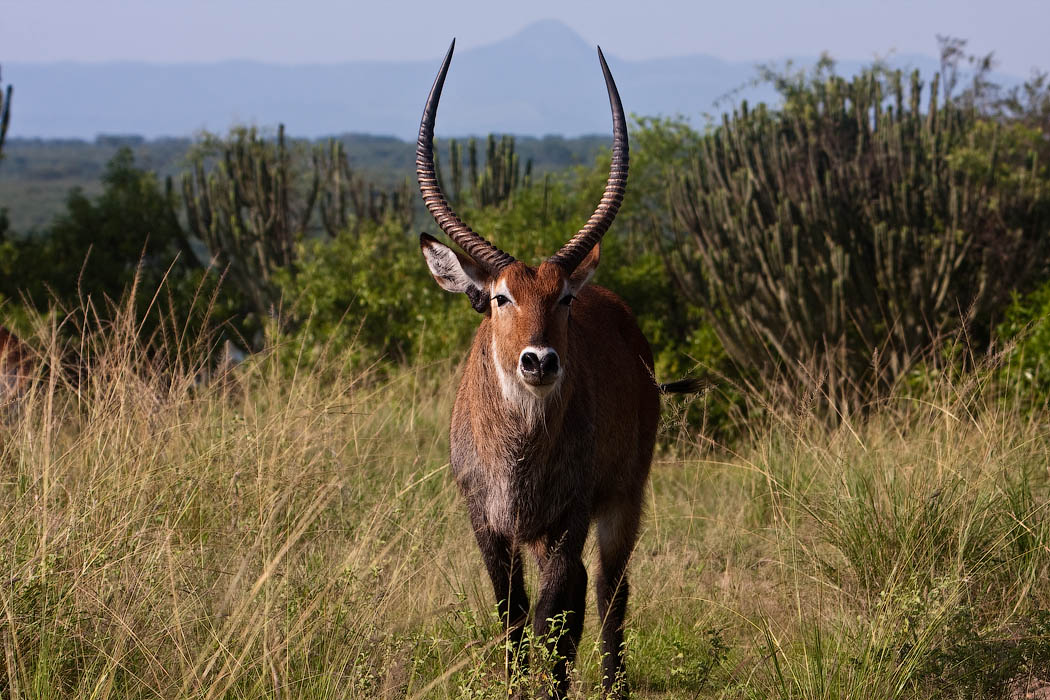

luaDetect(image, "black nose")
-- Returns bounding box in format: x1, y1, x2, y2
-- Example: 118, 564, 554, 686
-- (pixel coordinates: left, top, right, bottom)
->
520, 350, 560, 380
540, 352, 559, 376
520, 351, 541, 375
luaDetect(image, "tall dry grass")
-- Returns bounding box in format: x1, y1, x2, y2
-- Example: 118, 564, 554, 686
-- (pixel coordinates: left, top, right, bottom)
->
1, 303, 1048, 698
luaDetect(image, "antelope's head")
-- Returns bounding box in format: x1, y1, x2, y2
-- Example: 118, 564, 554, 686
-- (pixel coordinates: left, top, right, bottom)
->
417, 40, 628, 399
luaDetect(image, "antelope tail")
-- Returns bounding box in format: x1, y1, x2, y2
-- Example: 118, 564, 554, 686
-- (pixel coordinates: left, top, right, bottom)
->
658, 377, 707, 395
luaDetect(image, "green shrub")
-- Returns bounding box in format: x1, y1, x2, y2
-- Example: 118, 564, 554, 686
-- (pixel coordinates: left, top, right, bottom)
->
997, 277, 1050, 405
277, 218, 478, 367
656, 68, 1050, 420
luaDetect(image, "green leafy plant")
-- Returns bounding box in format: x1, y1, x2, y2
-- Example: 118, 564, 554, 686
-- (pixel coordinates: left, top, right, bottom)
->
997, 277, 1050, 406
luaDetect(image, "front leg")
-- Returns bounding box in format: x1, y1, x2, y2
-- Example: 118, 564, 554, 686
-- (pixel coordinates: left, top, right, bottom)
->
470, 512, 530, 681
532, 511, 590, 700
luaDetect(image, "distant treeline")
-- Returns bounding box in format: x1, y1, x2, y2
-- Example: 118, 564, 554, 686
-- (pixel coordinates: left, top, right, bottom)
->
0, 133, 608, 232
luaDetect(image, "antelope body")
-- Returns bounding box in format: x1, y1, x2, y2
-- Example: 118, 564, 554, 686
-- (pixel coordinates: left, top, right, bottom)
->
417, 41, 693, 698
0, 325, 35, 404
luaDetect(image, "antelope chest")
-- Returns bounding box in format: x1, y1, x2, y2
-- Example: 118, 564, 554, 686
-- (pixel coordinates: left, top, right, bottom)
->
450, 423, 595, 542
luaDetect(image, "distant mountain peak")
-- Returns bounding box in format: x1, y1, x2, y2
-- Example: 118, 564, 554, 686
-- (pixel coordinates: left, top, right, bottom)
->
509, 19, 588, 44
486, 19, 592, 58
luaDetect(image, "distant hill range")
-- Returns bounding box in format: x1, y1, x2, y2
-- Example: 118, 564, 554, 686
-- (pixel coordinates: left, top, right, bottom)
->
2, 19, 1009, 141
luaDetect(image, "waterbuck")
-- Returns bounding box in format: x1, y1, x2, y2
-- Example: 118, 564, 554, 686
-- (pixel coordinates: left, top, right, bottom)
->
0, 325, 36, 405
417, 41, 697, 697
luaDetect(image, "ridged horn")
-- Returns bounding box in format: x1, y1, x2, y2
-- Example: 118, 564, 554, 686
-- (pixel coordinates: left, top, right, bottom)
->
548, 47, 628, 272
416, 39, 516, 273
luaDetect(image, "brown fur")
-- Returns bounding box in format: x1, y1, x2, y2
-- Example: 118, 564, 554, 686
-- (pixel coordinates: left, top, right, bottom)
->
0, 325, 35, 404
443, 256, 658, 698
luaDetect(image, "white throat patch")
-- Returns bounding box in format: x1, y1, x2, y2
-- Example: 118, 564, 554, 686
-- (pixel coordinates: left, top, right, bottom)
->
491, 337, 557, 430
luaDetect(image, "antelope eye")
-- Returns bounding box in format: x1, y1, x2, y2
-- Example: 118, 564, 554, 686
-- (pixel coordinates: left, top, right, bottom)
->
560, 294, 575, 307
492, 295, 511, 308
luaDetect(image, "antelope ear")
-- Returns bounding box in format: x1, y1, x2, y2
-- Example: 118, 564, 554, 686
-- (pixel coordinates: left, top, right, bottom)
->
420, 233, 491, 313
568, 242, 600, 294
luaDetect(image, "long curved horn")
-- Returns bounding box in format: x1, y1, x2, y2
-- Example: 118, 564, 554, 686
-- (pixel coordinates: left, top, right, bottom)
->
417, 40, 516, 273
548, 47, 628, 272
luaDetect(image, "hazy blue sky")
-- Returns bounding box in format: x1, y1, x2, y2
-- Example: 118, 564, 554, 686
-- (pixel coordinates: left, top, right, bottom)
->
3, 0, 1048, 75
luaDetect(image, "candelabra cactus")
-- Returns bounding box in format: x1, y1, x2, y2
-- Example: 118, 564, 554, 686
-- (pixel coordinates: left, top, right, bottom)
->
179, 127, 417, 332
180, 124, 319, 321
314, 139, 352, 238
666, 69, 1050, 418
314, 139, 413, 237
435, 134, 531, 209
